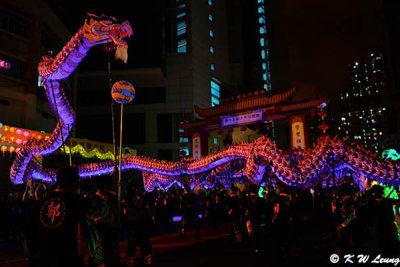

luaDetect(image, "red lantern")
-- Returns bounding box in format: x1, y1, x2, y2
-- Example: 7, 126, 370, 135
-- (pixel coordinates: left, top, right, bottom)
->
318, 123, 329, 134
318, 110, 328, 120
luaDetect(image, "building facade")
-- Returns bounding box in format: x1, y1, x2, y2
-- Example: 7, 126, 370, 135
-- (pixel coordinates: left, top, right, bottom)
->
0, 0, 73, 133
337, 50, 387, 154
76, 0, 273, 161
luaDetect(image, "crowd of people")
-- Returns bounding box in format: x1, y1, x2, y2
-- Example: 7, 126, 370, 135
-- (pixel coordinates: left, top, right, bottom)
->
2, 167, 400, 266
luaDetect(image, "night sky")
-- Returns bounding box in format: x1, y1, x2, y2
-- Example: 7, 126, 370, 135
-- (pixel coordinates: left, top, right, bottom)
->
45, 0, 165, 70
46, 0, 394, 101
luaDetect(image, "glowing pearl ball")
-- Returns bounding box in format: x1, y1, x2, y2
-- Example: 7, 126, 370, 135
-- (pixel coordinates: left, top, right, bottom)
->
111, 80, 135, 104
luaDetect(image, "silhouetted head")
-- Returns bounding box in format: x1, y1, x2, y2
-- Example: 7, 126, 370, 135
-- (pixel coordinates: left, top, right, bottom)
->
249, 183, 258, 194
184, 185, 191, 193
370, 184, 384, 199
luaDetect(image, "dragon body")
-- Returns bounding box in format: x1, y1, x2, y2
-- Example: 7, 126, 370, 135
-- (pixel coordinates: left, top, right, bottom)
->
10, 15, 400, 191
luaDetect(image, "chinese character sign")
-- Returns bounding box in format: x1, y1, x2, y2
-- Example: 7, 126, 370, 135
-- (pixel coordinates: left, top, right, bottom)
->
290, 116, 306, 149
192, 132, 201, 160
221, 110, 264, 128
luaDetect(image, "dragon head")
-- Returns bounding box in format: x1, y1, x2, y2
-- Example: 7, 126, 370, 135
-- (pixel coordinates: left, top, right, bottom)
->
84, 13, 133, 63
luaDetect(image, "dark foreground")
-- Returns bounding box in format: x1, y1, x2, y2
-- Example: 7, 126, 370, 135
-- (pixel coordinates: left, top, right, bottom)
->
0, 220, 376, 267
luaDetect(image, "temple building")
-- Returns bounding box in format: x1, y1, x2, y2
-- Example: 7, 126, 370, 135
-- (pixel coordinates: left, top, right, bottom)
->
178, 87, 328, 159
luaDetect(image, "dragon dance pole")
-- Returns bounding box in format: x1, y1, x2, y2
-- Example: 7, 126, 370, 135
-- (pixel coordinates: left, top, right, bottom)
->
118, 103, 124, 224
111, 80, 135, 223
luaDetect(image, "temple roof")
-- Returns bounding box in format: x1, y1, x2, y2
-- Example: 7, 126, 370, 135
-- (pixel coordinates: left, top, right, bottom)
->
194, 87, 297, 118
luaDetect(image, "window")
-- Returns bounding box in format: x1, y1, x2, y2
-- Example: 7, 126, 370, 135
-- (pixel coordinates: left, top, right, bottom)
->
211, 79, 220, 107
211, 64, 215, 71
124, 113, 146, 144
177, 12, 186, 19
38, 75, 43, 87
209, 14, 213, 21
0, 54, 26, 80
177, 39, 187, 53
179, 148, 189, 157
208, 0, 212, 6
259, 26, 266, 34
179, 137, 189, 143
0, 10, 29, 37
260, 38, 265, 47
157, 114, 173, 143
210, 46, 214, 53
262, 63, 266, 70
209, 30, 213, 37
261, 50, 265, 59
177, 21, 186, 36
134, 87, 166, 104
176, 2, 187, 53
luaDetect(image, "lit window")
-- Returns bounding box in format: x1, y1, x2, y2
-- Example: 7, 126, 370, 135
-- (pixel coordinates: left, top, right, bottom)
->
262, 63, 266, 70
177, 12, 186, 19
209, 30, 213, 37
260, 38, 265, 47
261, 50, 265, 59
177, 21, 186, 36
263, 73, 267, 81
211, 96, 219, 107
209, 14, 212, 21
213, 138, 218, 145
211, 86, 220, 98
259, 17, 265, 24
258, 7, 264, 14
208, 0, 212, 6
177, 39, 187, 53
210, 46, 214, 53
211, 79, 220, 107
211, 64, 215, 71
259, 26, 266, 34
38, 75, 43, 87
258, 0, 264, 3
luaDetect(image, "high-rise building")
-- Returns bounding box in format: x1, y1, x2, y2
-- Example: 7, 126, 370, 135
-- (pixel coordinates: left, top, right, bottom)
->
75, 0, 273, 160
337, 50, 386, 154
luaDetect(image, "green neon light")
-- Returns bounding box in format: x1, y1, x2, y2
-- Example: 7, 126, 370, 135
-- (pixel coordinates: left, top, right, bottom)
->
379, 183, 399, 200
382, 149, 400, 161
258, 187, 266, 198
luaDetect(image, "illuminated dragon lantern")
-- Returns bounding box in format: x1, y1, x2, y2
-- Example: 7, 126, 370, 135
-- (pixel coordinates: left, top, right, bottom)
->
10, 15, 400, 191
10, 14, 132, 184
